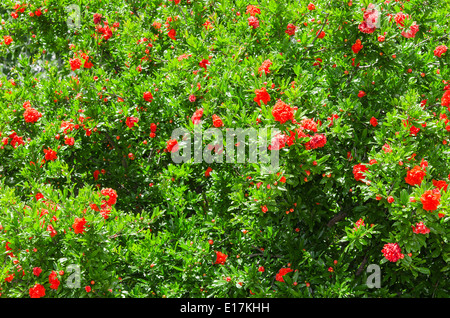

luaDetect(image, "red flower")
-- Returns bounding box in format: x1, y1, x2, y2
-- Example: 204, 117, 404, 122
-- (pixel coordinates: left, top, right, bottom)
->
420, 188, 441, 211
307, 3, 316, 10
258, 59, 272, 76
93, 13, 102, 24
358, 21, 375, 34
248, 16, 259, 29
64, 136, 75, 146
353, 163, 368, 182
49, 271, 60, 290
72, 217, 87, 234
441, 90, 450, 107
100, 206, 112, 219
5, 274, 14, 282
212, 114, 223, 128
401, 22, 419, 39
4, 36, 13, 46
261, 205, 268, 213
199, 59, 210, 71
307, 133, 327, 150
69, 58, 82, 71
316, 30, 325, 39
352, 39, 363, 54
191, 108, 204, 125
432, 179, 448, 192
434, 45, 448, 58
272, 100, 295, 124
150, 123, 157, 133
33, 267, 42, 277
405, 166, 426, 186
381, 243, 404, 262
394, 12, 408, 27
285, 23, 296, 36
369, 117, 378, 127
246, 5, 261, 16
387, 196, 395, 203
382, 143, 392, 153
254, 87, 271, 106
353, 218, 365, 231
143, 91, 153, 102
409, 126, 420, 136
85, 286, 91, 292
168, 28, 176, 40
24, 107, 42, 123
358, 90, 366, 98
205, 167, 213, 177
43, 148, 57, 161
101, 188, 118, 206
29, 284, 46, 298
166, 139, 179, 153
214, 251, 228, 265
301, 118, 318, 132
125, 116, 139, 129
275, 267, 293, 282
47, 224, 57, 238
411, 221, 430, 234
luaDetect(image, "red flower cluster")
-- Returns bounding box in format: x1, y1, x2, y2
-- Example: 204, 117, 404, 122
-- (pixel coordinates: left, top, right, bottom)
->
191, 108, 204, 125
353, 163, 368, 182
3, 35, 13, 46
49, 271, 60, 290
246, 5, 260, 16
258, 59, 272, 76
166, 139, 179, 153
401, 22, 419, 39
29, 284, 45, 298
353, 218, 365, 231
248, 16, 260, 29
254, 87, 271, 106
212, 114, 223, 128
352, 39, 363, 54
93, 13, 102, 24
434, 45, 448, 58
432, 179, 448, 192
381, 243, 404, 262
143, 91, 153, 102
101, 188, 118, 206
23, 106, 42, 123
72, 217, 87, 234
168, 28, 176, 40
44, 148, 57, 161
441, 90, 450, 108
199, 59, 210, 71
69, 58, 82, 71
125, 116, 139, 129
305, 133, 327, 150
358, 4, 378, 34
272, 100, 295, 124
420, 188, 441, 211
411, 221, 430, 234
405, 165, 426, 186
214, 251, 227, 265
285, 23, 296, 36
275, 267, 293, 282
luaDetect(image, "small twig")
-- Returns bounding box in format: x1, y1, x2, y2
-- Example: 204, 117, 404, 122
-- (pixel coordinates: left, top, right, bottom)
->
309, 13, 330, 47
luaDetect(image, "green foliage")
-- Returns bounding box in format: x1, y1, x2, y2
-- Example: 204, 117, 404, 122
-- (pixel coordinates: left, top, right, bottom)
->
1, 0, 450, 298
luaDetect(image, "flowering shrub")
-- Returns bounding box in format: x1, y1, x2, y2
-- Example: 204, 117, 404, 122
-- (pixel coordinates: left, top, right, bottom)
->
1, 0, 450, 298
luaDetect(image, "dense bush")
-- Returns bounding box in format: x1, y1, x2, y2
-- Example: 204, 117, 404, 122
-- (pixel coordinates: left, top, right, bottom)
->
1, 0, 450, 298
